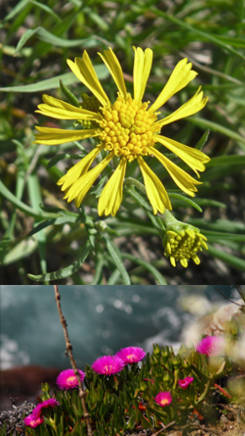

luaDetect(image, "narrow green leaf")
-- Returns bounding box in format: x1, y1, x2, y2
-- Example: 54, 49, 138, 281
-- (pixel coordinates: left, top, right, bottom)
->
203, 231, 245, 242
27, 174, 47, 274
195, 198, 226, 208
207, 155, 245, 168
15, 28, 40, 52
107, 269, 121, 285
2, 238, 37, 265
59, 80, 80, 106
195, 130, 210, 151
151, 8, 245, 61
54, 214, 78, 225
169, 193, 203, 212
126, 187, 152, 212
0, 180, 57, 219
189, 218, 245, 233
0, 72, 77, 93
208, 245, 245, 272
113, 221, 158, 236
122, 253, 167, 285
84, 9, 109, 31
0, 65, 108, 93
4, 0, 29, 21
28, 219, 55, 236
15, 26, 99, 52
190, 118, 245, 149
105, 237, 131, 285
91, 254, 105, 285
30, 0, 61, 22
214, 35, 245, 48
28, 243, 90, 282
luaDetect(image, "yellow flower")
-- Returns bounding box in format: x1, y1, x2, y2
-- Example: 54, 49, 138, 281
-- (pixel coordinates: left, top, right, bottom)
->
35, 47, 210, 216
162, 210, 208, 267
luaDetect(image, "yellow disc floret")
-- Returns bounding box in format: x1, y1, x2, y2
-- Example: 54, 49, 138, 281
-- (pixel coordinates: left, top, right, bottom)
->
163, 227, 208, 268
99, 94, 159, 162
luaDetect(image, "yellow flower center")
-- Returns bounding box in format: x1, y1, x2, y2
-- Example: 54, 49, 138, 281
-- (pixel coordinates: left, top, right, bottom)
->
160, 398, 169, 406
104, 364, 113, 373
67, 375, 77, 385
164, 228, 208, 268
126, 353, 135, 361
99, 94, 158, 162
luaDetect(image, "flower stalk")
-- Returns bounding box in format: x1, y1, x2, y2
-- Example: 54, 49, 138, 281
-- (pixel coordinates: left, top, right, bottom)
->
53, 285, 93, 436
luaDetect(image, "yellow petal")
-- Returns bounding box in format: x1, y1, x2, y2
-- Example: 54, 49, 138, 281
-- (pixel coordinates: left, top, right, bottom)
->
36, 94, 101, 121
150, 58, 197, 112
57, 146, 101, 191
156, 134, 210, 176
64, 153, 113, 207
157, 87, 208, 128
98, 158, 127, 216
67, 50, 110, 107
138, 156, 172, 214
35, 126, 99, 145
98, 48, 127, 98
150, 147, 201, 197
133, 47, 153, 102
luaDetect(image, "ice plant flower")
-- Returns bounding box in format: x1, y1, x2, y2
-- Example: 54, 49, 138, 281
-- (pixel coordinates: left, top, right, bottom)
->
35, 47, 209, 216
196, 335, 225, 356
178, 376, 194, 389
34, 398, 59, 413
24, 413, 44, 428
162, 210, 208, 267
91, 355, 125, 375
116, 346, 146, 363
154, 391, 172, 407
56, 368, 85, 389
24, 398, 59, 428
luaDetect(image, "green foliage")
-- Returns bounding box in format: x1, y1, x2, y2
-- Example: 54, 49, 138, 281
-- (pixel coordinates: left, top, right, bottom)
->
1, 0, 245, 284
4, 344, 235, 436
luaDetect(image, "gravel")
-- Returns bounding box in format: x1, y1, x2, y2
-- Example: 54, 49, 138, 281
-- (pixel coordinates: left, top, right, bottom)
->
0, 401, 35, 436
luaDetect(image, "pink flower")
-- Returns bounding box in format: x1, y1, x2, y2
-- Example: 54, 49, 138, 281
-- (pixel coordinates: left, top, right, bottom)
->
24, 398, 59, 428
196, 336, 225, 356
91, 355, 125, 375
154, 391, 172, 407
56, 369, 85, 390
178, 376, 194, 389
116, 346, 146, 364
24, 414, 44, 428
33, 398, 59, 415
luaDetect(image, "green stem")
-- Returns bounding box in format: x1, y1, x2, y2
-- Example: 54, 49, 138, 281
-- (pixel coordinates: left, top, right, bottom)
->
125, 176, 146, 193
195, 378, 212, 405
161, 210, 179, 228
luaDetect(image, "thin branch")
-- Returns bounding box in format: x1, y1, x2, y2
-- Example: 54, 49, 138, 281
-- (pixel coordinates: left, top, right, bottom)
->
151, 420, 176, 435
53, 284, 93, 436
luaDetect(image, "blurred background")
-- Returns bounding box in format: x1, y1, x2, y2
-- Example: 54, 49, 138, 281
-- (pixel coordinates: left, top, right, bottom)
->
0, 0, 245, 285
1, 284, 239, 369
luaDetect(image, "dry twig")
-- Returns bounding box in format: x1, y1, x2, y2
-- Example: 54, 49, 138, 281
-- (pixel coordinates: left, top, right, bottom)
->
53, 284, 93, 436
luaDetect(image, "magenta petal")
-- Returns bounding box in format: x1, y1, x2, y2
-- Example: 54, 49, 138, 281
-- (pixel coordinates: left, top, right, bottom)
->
196, 336, 225, 356
178, 376, 194, 389
154, 391, 172, 407
56, 368, 85, 389
116, 346, 146, 364
24, 413, 44, 428
91, 355, 125, 375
